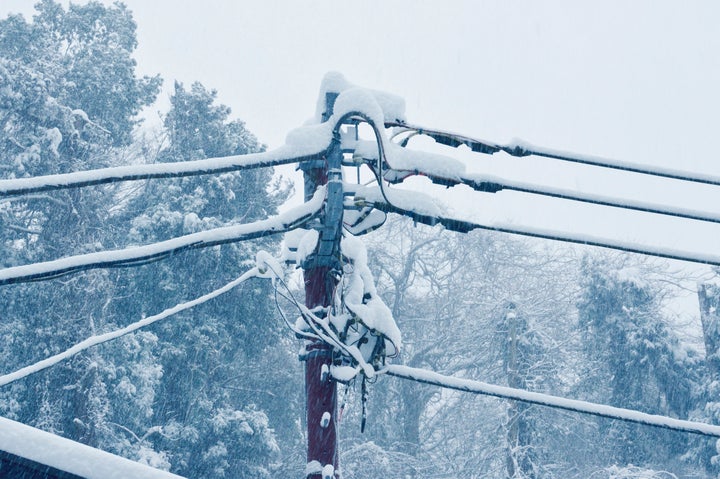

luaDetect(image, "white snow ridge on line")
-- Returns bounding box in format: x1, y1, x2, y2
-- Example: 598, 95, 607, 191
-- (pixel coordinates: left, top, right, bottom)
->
384, 364, 720, 438
0, 416, 185, 479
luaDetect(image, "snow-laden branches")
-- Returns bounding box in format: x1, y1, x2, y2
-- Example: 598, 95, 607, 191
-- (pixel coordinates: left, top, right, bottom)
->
0, 186, 326, 285
0, 267, 260, 388
383, 364, 720, 438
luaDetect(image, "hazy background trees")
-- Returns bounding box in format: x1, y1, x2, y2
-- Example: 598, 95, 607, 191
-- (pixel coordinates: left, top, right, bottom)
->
1, 2, 717, 479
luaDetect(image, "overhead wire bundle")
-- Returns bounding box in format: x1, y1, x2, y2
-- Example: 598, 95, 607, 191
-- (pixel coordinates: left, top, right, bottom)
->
2, 78, 720, 441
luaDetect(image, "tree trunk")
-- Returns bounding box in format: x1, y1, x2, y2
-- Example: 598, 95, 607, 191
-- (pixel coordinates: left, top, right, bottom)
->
698, 283, 720, 377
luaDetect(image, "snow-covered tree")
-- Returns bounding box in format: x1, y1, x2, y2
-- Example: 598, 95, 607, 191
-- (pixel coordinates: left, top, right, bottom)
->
111, 80, 293, 477
347, 217, 578, 478
0, 0, 160, 452
689, 280, 720, 476
576, 255, 698, 474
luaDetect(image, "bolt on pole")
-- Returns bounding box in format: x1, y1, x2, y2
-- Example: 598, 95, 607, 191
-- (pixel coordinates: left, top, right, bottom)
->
300, 91, 343, 479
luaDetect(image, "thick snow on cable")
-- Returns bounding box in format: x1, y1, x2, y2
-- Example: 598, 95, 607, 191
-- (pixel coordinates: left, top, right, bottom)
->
0, 269, 259, 387
331, 87, 386, 128
0, 416, 185, 479
353, 177, 720, 267
384, 364, 720, 437
296, 229, 320, 266
0, 186, 325, 285
0, 119, 333, 196
355, 139, 466, 180
353, 183, 448, 220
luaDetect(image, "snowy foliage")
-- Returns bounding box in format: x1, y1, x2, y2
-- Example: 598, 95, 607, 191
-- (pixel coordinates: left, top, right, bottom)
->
1, 5, 718, 479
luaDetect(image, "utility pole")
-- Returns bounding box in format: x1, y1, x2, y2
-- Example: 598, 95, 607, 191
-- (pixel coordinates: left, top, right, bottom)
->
300, 91, 344, 479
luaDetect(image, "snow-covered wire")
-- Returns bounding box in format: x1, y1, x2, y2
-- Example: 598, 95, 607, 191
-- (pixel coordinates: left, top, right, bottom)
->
364, 195, 720, 268
0, 186, 326, 285
0, 147, 327, 196
386, 120, 720, 188
264, 261, 320, 341
273, 284, 318, 341
258, 257, 351, 354
0, 268, 260, 388
382, 364, 720, 438
391, 166, 720, 227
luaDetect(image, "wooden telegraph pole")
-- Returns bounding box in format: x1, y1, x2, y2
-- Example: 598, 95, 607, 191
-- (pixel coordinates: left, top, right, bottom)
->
300, 91, 344, 479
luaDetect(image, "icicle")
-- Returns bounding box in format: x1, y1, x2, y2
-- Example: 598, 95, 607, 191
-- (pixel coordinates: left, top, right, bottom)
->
361, 375, 368, 433
338, 385, 350, 423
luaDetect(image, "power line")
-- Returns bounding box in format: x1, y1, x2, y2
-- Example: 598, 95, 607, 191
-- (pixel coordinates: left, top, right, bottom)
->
358, 131, 720, 228
387, 121, 720, 188
0, 187, 325, 285
383, 364, 720, 438
357, 190, 720, 267
0, 267, 259, 387
0, 148, 326, 196
408, 170, 720, 227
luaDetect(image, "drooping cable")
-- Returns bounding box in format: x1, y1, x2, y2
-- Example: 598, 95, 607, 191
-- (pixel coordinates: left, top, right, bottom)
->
0, 268, 260, 387
266, 260, 365, 366
382, 364, 720, 438
259, 250, 380, 376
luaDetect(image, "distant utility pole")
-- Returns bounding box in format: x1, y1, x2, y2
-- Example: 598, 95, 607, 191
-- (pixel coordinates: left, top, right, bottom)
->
300, 91, 344, 479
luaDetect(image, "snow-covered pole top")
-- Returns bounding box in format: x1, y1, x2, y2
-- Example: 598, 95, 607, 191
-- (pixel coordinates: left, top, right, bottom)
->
314, 72, 406, 125
301, 72, 405, 268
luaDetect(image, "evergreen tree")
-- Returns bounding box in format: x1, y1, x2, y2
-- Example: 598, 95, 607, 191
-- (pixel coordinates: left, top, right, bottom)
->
0, 0, 160, 454
691, 280, 720, 477
114, 81, 295, 478
576, 256, 697, 473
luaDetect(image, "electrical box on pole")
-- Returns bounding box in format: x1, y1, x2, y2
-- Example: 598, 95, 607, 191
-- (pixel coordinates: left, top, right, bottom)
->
299, 91, 344, 479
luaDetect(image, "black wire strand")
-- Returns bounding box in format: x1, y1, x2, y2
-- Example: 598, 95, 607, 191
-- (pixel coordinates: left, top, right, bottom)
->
364, 197, 720, 268
0, 207, 321, 286
386, 120, 720, 188
0, 152, 326, 196
409, 172, 720, 227
383, 365, 720, 438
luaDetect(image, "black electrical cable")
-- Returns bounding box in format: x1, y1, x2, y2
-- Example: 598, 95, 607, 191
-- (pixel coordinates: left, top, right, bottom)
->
408, 171, 720, 227
386, 120, 720, 188
383, 364, 720, 438
0, 110, 365, 286
362, 196, 720, 268
0, 151, 327, 196
0, 204, 321, 286
384, 125, 720, 230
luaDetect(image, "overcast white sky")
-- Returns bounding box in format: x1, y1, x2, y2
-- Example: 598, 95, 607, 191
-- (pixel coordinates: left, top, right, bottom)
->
2, 1, 720, 313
